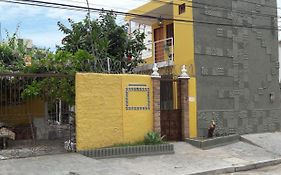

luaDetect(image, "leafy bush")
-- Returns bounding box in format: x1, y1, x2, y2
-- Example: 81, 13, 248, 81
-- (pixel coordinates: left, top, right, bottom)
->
144, 132, 165, 145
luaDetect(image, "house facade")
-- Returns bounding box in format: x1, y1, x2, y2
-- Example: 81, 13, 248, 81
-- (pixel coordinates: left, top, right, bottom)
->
127, 0, 281, 137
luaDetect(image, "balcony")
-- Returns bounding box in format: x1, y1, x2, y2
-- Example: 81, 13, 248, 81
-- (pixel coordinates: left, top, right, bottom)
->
135, 37, 174, 73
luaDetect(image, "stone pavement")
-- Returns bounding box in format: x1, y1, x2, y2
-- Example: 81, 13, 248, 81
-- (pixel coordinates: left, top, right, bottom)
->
1, 132, 281, 175
241, 132, 281, 155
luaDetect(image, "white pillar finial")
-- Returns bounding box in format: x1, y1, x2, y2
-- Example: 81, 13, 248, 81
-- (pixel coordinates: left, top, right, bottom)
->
179, 65, 190, 79
151, 63, 160, 78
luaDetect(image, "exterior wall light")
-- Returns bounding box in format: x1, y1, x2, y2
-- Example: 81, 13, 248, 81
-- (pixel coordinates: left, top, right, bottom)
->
158, 17, 164, 27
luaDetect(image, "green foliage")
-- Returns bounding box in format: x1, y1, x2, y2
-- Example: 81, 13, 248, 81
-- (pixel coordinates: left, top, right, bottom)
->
23, 12, 146, 105
0, 43, 25, 71
144, 132, 165, 145
0, 25, 51, 72
21, 77, 75, 105
57, 12, 146, 73
21, 81, 41, 99
4, 13, 146, 106
106, 132, 166, 148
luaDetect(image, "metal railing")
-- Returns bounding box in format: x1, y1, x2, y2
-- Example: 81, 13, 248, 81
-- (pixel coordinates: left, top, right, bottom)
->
141, 37, 174, 63
153, 37, 174, 63
0, 73, 75, 152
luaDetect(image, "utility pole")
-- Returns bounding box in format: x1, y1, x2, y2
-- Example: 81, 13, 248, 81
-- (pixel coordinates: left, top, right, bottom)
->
107, 57, 111, 73
86, 0, 96, 71
0, 22, 2, 43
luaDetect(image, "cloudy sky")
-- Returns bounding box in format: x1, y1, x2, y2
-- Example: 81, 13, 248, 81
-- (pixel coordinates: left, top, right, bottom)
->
0, 0, 280, 51
0, 0, 149, 50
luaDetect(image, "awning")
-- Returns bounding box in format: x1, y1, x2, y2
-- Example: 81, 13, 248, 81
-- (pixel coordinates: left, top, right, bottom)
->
126, 0, 174, 25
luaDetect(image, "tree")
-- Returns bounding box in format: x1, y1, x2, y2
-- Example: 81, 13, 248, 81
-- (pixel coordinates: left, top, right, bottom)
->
0, 25, 52, 72
22, 12, 146, 105
57, 12, 146, 73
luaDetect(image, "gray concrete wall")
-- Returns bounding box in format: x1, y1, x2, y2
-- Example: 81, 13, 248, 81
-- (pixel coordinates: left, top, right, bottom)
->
192, 0, 281, 137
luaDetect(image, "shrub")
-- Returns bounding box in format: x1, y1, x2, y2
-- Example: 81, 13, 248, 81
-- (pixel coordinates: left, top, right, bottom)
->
144, 132, 165, 145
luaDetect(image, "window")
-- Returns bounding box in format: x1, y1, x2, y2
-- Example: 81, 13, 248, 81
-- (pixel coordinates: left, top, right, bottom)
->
179, 3, 186, 15
166, 23, 174, 46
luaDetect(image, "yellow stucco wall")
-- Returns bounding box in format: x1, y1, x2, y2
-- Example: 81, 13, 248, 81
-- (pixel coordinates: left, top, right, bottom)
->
126, 0, 171, 21
172, 0, 197, 138
172, 0, 195, 76
0, 99, 45, 126
188, 78, 197, 138
76, 73, 153, 151
122, 75, 153, 143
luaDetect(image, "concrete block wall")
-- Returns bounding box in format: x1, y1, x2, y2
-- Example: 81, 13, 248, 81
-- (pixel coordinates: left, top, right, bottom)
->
193, 0, 281, 137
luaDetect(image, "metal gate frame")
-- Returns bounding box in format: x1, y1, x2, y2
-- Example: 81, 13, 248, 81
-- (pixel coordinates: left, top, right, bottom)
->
160, 76, 183, 141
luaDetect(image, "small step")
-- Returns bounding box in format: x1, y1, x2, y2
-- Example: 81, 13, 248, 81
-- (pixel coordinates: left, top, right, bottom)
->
186, 134, 240, 150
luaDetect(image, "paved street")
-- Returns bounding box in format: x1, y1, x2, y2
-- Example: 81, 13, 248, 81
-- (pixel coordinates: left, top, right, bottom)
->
1, 132, 281, 175
225, 164, 281, 175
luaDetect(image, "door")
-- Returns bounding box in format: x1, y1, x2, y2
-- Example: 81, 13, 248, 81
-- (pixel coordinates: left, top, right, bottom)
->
160, 78, 182, 141
154, 27, 164, 62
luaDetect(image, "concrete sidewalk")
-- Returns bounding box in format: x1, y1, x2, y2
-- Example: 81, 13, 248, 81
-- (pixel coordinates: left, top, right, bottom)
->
1, 132, 281, 175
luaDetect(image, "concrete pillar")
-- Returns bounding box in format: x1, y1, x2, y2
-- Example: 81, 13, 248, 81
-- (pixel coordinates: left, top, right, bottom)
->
179, 65, 190, 139
180, 79, 189, 139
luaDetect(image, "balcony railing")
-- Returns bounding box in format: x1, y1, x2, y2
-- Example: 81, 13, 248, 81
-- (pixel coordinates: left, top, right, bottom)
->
141, 37, 174, 63
136, 37, 174, 72
153, 37, 174, 63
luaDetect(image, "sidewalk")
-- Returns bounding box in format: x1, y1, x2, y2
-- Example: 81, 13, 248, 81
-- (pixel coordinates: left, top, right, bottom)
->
1, 132, 281, 175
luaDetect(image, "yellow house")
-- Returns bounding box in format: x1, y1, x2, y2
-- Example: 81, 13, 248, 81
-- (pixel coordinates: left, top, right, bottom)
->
127, 0, 194, 76
127, 0, 281, 138
127, 0, 198, 138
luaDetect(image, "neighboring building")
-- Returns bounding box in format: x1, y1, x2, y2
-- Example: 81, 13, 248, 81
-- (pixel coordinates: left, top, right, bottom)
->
127, 0, 281, 137
17, 38, 33, 50
2, 38, 33, 49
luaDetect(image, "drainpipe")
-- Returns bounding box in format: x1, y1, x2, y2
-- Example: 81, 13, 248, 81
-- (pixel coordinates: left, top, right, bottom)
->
58, 100, 62, 124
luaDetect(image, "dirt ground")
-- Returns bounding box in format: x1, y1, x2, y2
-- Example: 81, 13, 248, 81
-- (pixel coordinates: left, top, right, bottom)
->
0, 139, 67, 160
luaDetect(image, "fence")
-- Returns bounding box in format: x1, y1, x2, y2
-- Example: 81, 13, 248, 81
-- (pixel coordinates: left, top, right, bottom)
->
0, 73, 75, 154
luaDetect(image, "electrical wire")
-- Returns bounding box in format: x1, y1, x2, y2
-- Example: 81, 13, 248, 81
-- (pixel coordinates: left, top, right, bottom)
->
163, 0, 281, 19
128, 0, 281, 19
62, 0, 281, 31
65, 0, 175, 19
0, 0, 88, 12
0, 0, 280, 31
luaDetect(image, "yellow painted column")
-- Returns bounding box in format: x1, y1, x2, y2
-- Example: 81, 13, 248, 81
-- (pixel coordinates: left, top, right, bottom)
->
172, 0, 198, 138
188, 77, 197, 138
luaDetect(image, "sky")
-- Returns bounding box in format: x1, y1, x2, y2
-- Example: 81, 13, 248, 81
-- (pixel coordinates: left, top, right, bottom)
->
0, 0, 280, 51
0, 0, 149, 50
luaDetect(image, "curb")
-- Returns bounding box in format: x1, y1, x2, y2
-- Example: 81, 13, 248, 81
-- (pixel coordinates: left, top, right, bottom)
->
79, 144, 174, 159
187, 158, 281, 175
186, 134, 240, 150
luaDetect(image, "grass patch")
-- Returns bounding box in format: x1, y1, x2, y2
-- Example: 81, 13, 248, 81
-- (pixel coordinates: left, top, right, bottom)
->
110, 141, 146, 148
103, 132, 167, 148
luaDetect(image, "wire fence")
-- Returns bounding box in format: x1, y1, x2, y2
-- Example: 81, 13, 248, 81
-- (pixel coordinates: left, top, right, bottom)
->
0, 73, 75, 154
